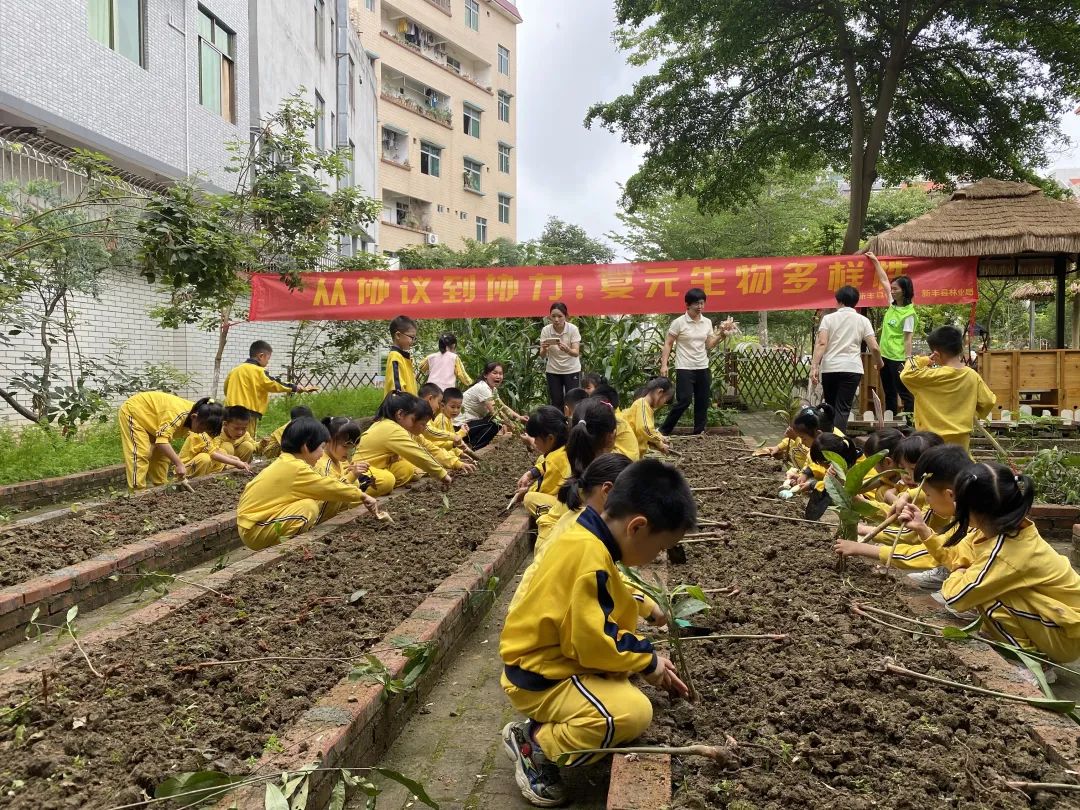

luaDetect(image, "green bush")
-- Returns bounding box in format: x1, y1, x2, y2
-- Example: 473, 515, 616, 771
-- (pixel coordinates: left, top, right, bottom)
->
0, 422, 123, 485
261, 387, 385, 431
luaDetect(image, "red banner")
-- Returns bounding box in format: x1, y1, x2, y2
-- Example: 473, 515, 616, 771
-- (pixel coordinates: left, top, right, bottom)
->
247, 255, 978, 321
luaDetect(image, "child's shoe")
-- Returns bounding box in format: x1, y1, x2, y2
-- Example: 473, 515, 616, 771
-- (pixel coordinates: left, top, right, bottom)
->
501, 720, 566, 807
929, 590, 977, 620
907, 566, 949, 591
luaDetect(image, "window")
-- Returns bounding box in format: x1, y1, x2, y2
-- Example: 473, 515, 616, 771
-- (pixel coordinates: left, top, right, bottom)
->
465, 0, 479, 30
463, 104, 481, 138
476, 216, 488, 243
198, 8, 235, 121
88, 0, 143, 65
498, 143, 511, 174
498, 92, 510, 123
365, 0, 374, 8
314, 91, 326, 150
395, 200, 410, 226
446, 54, 461, 73
314, 0, 325, 54
498, 45, 510, 75
464, 158, 482, 192
420, 142, 442, 177
498, 194, 511, 225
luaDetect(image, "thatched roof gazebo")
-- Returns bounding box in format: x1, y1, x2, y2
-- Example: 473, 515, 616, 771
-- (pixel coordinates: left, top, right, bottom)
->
867, 178, 1080, 347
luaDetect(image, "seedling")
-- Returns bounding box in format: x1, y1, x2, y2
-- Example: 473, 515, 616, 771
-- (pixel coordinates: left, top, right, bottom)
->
821, 449, 892, 543
618, 564, 710, 701
348, 640, 434, 695
25, 606, 103, 679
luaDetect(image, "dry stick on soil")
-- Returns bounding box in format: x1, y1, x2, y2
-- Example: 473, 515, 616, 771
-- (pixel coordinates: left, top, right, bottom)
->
1005, 781, 1080, 794
747, 511, 827, 526
883, 474, 931, 570
691, 486, 725, 493
882, 660, 1075, 712
674, 634, 788, 643
681, 537, 727, 546
683, 532, 725, 539
557, 744, 738, 764
850, 603, 940, 638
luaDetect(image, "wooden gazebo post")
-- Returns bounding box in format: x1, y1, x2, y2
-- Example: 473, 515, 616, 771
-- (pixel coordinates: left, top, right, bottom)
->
1056, 254, 1068, 349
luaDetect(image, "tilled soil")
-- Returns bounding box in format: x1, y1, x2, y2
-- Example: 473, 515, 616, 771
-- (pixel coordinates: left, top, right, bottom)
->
0, 442, 531, 809
652, 436, 1080, 809
0, 475, 252, 588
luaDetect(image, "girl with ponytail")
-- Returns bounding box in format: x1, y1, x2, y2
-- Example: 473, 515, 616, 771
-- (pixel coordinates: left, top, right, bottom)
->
516, 406, 570, 519
117, 392, 225, 490
420, 333, 473, 391
354, 391, 453, 495
314, 417, 385, 522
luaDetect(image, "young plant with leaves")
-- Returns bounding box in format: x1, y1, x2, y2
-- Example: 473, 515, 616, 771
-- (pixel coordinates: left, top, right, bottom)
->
347, 640, 435, 695
821, 449, 892, 542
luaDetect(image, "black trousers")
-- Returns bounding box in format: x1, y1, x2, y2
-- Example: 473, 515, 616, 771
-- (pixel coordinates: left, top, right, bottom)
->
661, 368, 711, 434
880, 358, 914, 415
821, 371, 862, 431
546, 372, 581, 412
465, 417, 501, 450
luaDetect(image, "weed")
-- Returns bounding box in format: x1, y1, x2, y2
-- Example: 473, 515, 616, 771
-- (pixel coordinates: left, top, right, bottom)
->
263, 734, 285, 754
25, 606, 103, 678
348, 641, 435, 694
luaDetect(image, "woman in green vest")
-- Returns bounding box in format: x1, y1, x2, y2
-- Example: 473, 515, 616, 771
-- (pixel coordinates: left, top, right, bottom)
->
868, 252, 917, 415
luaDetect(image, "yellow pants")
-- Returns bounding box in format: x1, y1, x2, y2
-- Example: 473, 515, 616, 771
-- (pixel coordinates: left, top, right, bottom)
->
185, 452, 224, 478
238, 498, 321, 550
982, 605, 1080, 664
233, 435, 257, 463
318, 498, 364, 524
503, 673, 652, 766
524, 491, 558, 519
391, 459, 418, 488
939, 432, 971, 451
119, 404, 171, 490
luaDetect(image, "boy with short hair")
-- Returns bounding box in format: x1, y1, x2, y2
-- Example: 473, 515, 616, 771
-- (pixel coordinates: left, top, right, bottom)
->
224, 341, 316, 457
418, 383, 475, 472
581, 373, 606, 395
900, 325, 996, 450
500, 459, 695, 806
385, 315, 419, 395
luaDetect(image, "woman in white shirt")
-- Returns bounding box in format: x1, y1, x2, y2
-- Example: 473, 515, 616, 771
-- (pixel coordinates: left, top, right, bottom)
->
810, 285, 883, 431
456, 361, 527, 449
538, 302, 582, 411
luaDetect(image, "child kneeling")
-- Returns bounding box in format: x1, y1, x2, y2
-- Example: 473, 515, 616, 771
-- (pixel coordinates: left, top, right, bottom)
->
499, 459, 694, 807
236, 417, 380, 550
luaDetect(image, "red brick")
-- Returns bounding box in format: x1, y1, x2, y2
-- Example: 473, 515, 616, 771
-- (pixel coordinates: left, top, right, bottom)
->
72, 557, 119, 587
1031, 504, 1080, 520
0, 588, 24, 615
607, 754, 671, 810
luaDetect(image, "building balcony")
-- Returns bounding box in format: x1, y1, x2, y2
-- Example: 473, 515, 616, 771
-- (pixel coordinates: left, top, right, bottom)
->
381, 154, 412, 170
423, 0, 452, 15
380, 67, 454, 128
382, 192, 434, 234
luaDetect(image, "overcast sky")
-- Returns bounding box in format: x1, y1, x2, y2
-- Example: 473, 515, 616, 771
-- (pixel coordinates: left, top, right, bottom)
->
515, 1, 1080, 253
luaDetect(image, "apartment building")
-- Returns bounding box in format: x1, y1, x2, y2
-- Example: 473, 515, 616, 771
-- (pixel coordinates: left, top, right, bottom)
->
352, 0, 521, 255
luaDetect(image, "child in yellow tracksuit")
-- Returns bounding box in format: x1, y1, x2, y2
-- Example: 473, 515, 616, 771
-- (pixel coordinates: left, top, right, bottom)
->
515, 406, 570, 519
384, 315, 419, 395
236, 418, 378, 550
179, 406, 254, 477
353, 391, 452, 496
224, 340, 316, 457
587, 384, 638, 461
260, 405, 314, 460
931, 461, 1080, 666
118, 393, 224, 490
624, 378, 673, 458
533, 399, 618, 550
836, 445, 974, 581
427, 387, 470, 455
419, 383, 476, 474
900, 325, 996, 450
314, 417, 386, 523
500, 459, 696, 806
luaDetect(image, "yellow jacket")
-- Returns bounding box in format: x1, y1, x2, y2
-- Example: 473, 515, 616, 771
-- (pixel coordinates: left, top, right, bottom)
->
224, 359, 295, 417
625, 397, 664, 456
941, 521, 1080, 658
384, 347, 418, 395
778, 436, 810, 470
179, 432, 228, 466
237, 452, 368, 532
918, 526, 979, 571
613, 413, 640, 460
122, 391, 194, 445
354, 419, 449, 480
424, 412, 465, 451
530, 446, 571, 498
419, 433, 463, 470
501, 506, 658, 689
900, 356, 996, 443
261, 422, 289, 459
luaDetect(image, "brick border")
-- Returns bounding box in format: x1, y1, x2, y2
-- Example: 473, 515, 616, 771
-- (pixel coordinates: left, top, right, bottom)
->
217, 511, 531, 809
0, 464, 126, 511
669, 426, 741, 436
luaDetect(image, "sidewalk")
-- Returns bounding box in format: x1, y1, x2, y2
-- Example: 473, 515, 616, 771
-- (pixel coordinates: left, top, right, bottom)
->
733, 410, 779, 442
358, 572, 608, 810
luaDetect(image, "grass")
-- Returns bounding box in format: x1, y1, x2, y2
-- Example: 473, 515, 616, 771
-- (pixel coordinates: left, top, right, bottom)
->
0, 388, 386, 486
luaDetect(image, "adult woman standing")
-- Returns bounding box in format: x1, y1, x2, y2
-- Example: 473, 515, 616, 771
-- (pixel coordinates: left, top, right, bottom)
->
456, 362, 528, 450
868, 252, 917, 415
539, 302, 582, 410
810, 285, 883, 431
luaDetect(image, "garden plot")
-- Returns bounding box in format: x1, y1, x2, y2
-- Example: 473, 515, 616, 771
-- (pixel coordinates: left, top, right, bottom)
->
0, 474, 250, 589
0, 442, 531, 809
648, 437, 1078, 808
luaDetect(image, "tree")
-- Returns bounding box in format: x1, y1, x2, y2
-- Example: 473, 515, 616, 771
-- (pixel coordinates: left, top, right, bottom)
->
587, 1, 1080, 253
138, 94, 381, 393
530, 217, 615, 265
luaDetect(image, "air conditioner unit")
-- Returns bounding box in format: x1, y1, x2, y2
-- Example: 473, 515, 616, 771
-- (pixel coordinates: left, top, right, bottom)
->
426, 232, 439, 245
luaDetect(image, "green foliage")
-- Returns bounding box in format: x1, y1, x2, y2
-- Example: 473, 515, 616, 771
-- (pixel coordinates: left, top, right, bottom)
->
348, 641, 434, 694
822, 450, 890, 541
1023, 448, 1080, 505
589, 0, 1080, 252
0, 420, 122, 485
261, 388, 385, 432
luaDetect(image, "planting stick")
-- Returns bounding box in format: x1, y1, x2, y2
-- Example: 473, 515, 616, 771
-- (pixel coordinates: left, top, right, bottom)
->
862, 512, 901, 544
851, 604, 940, 638
973, 420, 1011, 462
884, 474, 930, 570
701, 586, 740, 596
504, 491, 524, 513
750, 495, 781, 502
747, 511, 825, 526
1005, 781, 1080, 794
680, 537, 725, 545
882, 661, 1075, 713
691, 486, 725, 493
683, 531, 725, 539
675, 633, 788, 642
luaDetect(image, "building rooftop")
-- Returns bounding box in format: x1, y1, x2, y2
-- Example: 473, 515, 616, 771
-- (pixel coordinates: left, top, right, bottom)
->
488, 0, 523, 23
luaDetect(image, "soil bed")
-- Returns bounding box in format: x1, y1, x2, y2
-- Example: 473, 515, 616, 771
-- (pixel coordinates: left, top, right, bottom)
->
0, 475, 251, 588
0, 442, 530, 809
654, 436, 1078, 808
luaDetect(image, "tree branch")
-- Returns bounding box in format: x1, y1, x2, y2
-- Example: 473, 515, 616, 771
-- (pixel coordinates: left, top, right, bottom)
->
0, 386, 41, 423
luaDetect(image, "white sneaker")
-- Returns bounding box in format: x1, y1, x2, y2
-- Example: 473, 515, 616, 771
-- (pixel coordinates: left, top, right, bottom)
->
930, 590, 978, 621
1015, 664, 1058, 687
907, 566, 949, 591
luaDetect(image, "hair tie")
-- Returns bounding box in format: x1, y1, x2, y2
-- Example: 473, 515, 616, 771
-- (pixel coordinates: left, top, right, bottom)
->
600, 401, 613, 409
578, 419, 587, 426
207, 398, 215, 404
